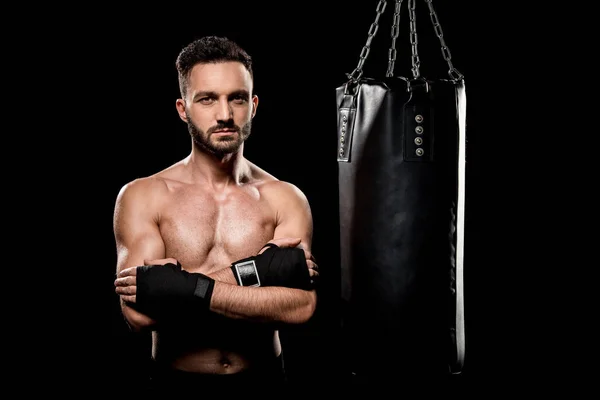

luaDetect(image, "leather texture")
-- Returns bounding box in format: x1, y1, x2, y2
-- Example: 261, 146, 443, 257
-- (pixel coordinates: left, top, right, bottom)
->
336, 75, 466, 379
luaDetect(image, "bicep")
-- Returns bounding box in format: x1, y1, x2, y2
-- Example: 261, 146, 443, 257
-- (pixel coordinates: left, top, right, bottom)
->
272, 184, 314, 251
113, 182, 166, 327
113, 182, 166, 273
116, 232, 166, 273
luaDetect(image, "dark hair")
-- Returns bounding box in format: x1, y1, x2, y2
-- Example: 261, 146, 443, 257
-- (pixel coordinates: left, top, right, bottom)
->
176, 36, 253, 98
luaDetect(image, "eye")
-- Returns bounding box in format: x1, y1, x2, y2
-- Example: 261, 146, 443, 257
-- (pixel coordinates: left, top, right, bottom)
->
232, 95, 247, 104
198, 97, 214, 104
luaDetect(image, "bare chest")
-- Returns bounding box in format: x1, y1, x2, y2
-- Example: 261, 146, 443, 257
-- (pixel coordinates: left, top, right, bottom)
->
158, 187, 276, 273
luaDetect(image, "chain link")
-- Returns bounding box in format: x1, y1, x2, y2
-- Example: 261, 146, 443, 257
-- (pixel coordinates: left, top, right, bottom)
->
347, 0, 387, 83
408, 0, 421, 79
424, 0, 463, 80
347, 0, 463, 83
386, 0, 404, 77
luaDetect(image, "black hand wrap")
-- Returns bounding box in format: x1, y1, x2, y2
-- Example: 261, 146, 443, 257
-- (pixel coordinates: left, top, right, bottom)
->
134, 261, 215, 321
231, 244, 312, 290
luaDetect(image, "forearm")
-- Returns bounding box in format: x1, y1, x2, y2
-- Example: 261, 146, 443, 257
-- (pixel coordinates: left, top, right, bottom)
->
120, 299, 157, 332
207, 265, 237, 285
131, 246, 316, 325
210, 282, 317, 325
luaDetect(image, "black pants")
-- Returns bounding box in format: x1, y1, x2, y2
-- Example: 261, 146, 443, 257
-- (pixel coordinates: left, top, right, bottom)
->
145, 355, 287, 397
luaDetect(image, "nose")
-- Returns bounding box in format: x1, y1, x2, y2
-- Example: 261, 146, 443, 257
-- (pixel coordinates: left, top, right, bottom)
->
215, 98, 233, 122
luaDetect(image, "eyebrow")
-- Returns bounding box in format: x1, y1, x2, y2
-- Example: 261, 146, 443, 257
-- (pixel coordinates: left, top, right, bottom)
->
193, 90, 250, 101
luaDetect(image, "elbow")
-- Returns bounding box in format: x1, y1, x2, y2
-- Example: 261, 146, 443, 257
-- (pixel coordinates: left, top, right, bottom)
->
126, 317, 150, 333
288, 290, 317, 324
121, 303, 155, 332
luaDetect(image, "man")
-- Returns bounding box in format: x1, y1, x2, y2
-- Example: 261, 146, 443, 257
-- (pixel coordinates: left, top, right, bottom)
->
113, 36, 319, 394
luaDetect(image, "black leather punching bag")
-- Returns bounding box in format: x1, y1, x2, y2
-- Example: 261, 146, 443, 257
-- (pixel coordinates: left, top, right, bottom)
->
337, 0, 466, 382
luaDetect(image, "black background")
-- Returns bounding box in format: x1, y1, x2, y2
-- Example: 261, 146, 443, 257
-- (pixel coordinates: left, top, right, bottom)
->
98, 0, 493, 392
16, 0, 578, 395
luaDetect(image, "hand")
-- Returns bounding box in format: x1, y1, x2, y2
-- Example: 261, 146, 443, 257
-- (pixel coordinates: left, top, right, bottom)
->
258, 237, 319, 286
114, 258, 179, 303
306, 256, 319, 286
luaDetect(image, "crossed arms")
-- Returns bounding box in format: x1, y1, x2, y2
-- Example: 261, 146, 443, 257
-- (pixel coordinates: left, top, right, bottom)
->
113, 178, 318, 332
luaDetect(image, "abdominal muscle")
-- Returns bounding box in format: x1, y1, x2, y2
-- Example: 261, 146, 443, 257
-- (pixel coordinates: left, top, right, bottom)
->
151, 243, 281, 374
152, 181, 280, 374
152, 173, 281, 374
152, 328, 282, 374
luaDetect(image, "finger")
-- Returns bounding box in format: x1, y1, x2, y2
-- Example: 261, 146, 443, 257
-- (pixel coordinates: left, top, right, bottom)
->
115, 285, 137, 296
118, 267, 138, 278
309, 269, 320, 278
301, 250, 316, 263
121, 295, 136, 304
306, 260, 319, 271
303, 249, 313, 260
114, 276, 136, 286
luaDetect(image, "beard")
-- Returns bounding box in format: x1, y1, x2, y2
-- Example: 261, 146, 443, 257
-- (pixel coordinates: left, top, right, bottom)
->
186, 112, 252, 157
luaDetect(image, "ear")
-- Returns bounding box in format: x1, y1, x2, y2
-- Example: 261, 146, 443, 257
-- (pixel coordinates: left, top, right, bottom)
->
175, 99, 187, 122
251, 95, 259, 119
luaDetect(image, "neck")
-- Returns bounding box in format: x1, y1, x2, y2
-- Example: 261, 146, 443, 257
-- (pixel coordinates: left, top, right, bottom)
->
185, 142, 248, 187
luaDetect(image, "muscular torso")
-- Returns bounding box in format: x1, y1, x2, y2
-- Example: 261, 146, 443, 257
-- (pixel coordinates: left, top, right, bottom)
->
150, 165, 280, 374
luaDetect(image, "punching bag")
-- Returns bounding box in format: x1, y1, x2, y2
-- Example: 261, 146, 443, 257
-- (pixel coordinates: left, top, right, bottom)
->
337, 0, 466, 382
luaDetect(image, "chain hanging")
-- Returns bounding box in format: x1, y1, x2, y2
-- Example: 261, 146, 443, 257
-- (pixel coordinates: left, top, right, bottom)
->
347, 0, 463, 84
347, 0, 387, 84
423, 0, 463, 80
408, 0, 422, 79
385, 0, 403, 77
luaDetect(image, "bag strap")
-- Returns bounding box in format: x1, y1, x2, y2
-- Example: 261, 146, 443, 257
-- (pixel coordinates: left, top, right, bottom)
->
345, 0, 463, 88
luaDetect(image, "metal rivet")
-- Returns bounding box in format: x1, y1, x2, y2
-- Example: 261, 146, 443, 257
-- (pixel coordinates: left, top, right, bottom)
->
416, 148, 424, 156
414, 137, 423, 145
415, 114, 423, 123
415, 126, 423, 134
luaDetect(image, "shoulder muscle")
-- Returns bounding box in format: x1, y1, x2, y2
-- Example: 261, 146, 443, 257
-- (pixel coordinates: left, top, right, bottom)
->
113, 177, 167, 243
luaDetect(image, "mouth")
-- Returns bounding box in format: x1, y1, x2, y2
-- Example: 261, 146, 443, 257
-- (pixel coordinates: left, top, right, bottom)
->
212, 129, 237, 136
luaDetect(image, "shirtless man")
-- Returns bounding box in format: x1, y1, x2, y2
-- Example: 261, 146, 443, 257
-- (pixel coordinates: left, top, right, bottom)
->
113, 36, 318, 394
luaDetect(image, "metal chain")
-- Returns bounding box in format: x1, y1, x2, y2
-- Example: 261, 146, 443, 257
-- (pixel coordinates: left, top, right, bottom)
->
424, 0, 463, 80
347, 0, 463, 82
347, 0, 387, 83
386, 0, 404, 77
408, 0, 421, 79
